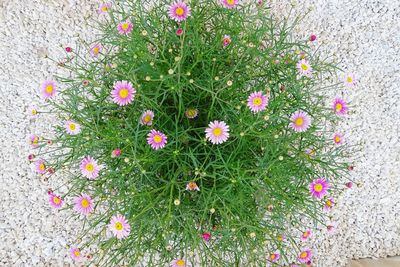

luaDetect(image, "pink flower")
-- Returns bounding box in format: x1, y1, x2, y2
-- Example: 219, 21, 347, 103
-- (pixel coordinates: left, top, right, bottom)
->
171, 259, 191, 267
296, 59, 313, 77
223, 35, 232, 47
344, 72, 357, 88
111, 148, 121, 158
346, 181, 353, 188
29, 134, 40, 148
108, 214, 131, 239
64, 120, 81, 135
98, 2, 112, 14
289, 111, 311, 132
269, 251, 280, 262
168, 1, 191, 22
80, 156, 101, 179
309, 35, 317, 42
247, 91, 269, 113
333, 132, 343, 145
83, 80, 90, 86
324, 197, 335, 211
48, 192, 63, 209
140, 110, 154, 126
202, 232, 211, 242
40, 80, 57, 99
301, 229, 312, 241
74, 193, 94, 215
176, 28, 183, 36
332, 97, 348, 116
90, 43, 102, 57
69, 247, 83, 262
309, 178, 330, 199
111, 80, 136, 106
298, 248, 313, 263
117, 20, 133, 35
205, 120, 230, 145
147, 130, 168, 150
220, 0, 238, 9
186, 181, 200, 191
327, 222, 337, 234
35, 159, 46, 174
65, 47, 72, 53
27, 154, 35, 161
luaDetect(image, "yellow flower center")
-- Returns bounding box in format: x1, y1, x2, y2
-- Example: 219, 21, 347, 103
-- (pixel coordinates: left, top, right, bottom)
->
115, 222, 123, 231
93, 47, 99, 54
53, 196, 60, 204
119, 89, 129, 98
252, 97, 262, 106
326, 200, 332, 207
175, 7, 184, 16
85, 163, 94, 172
277, 235, 283, 241
121, 23, 129, 30
143, 115, 151, 123
347, 76, 353, 83
69, 123, 76, 130
186, 109, 197, 118
300, 251, 308, 259
46, 85, 53, 94
335, 136, 341, 143
314, 183, 323, 192
270, 254, 276, 260
153, 135, 162, 143
335, 103, 343, 112
227, 0, 235, 4
81, 199, 89, 208
213, 127, 222, 137
303, 232, 309, 237
295, 117, 304, 126
176, 260, 185, 266
39, 163, 45, 171
74, 250, 81, 257
101, 6, 108, 12
32, 137, 39, 145
31, 109, 38, 115
301, 63, 308, 71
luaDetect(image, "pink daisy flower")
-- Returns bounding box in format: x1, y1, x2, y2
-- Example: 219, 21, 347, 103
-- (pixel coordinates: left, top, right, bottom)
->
117, 20, 133, 35
298, 248, 313, 263
205, 120, 230, 145
223, 35, 232, 47
289, 111, 311, 132
344, 72, 357, 88
202, 232, 211, 242
74, 193, 94, 215
90, 43, 102, 57
140, 110, 154, 126
324, 197, 335, 211
332, 97, 348, 116
40, 80, 57, 99
309, 178, 330, 199
29, 134, 40, 148
247, 91, 269, 113
168, 1, 191, 22
309, 34, 317, 42
108, 214, 131, 239
269, 251, 280, 262
111, 80, 136, 106
80, 156, 101, 179
176, 28, 183, 36
300, 229, 312, 241
48, 192, 63, 209
111, 148, 121, 158
98, 2, 112, 14
186, 181, 200, 191
69, 247, 83, 262
64, 120, 81, 135
28, 154, 35, 161
171, 259, 191, 267
333, 132, 343, 145
35, 159, 46, 174
220, 0, 239, 9
297, 59, 313, 77
185, 108, 198, 119
147, 130, 168, 150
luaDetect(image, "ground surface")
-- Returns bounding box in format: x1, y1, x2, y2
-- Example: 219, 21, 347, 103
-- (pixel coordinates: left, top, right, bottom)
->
0, 0, 399, 266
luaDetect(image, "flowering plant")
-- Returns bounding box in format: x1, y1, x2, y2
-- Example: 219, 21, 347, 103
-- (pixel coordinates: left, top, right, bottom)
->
30, 1, 356, 266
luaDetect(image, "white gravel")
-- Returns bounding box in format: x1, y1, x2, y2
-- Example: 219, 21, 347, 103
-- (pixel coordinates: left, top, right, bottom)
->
0, 0, 399, 266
